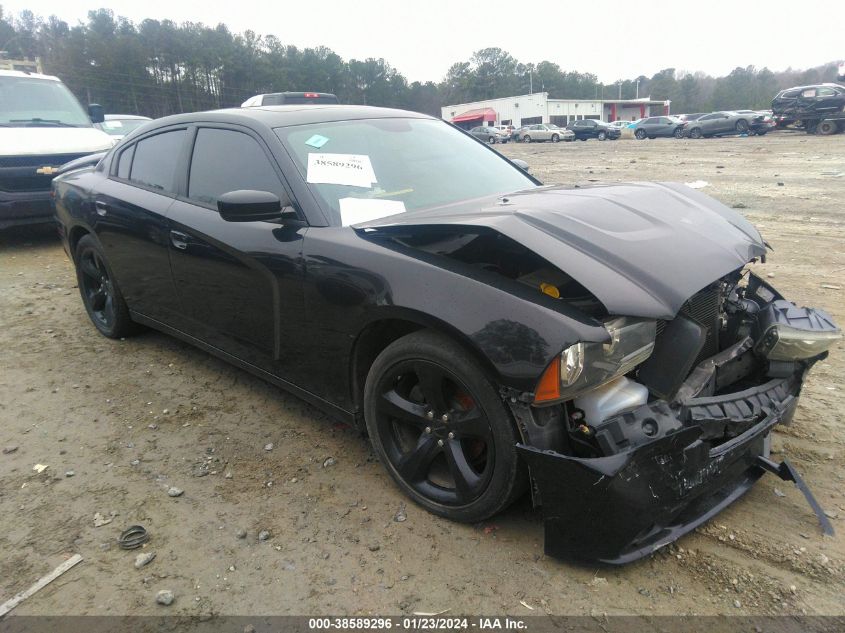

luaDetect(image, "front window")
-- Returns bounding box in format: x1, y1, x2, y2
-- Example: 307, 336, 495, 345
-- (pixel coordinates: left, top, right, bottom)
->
276, 118, 535, 226
0, 76, 92, 127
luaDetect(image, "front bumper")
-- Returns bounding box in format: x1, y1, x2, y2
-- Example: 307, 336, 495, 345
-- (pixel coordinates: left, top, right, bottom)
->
517, 371, 803, 564
0, 189, 54, 229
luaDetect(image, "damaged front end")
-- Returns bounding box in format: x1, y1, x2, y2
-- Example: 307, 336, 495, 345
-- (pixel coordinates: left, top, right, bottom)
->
513, 271, 840, 564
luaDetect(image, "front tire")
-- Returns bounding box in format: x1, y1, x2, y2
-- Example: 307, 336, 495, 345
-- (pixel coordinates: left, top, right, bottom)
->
551, 134, 559, 142
673, 127, 684, 139
597, 131, 607, 141
522, 135, 531, 143
74, 234, 137, 338
735, 119, 749, 133
488, 136, 496, 144
364, 331, 526, 523
635, 129, 647, 140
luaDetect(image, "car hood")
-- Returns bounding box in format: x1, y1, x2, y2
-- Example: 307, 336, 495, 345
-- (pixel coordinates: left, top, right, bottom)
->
0, 127, 115, 156
356, 182, 767, 319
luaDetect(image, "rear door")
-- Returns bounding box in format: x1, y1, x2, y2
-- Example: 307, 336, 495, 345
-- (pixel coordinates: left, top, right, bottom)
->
93, 127, 187, 324
165, 124, 307, 373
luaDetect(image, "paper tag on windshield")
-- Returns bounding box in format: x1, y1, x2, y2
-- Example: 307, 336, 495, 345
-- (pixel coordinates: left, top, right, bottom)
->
307, 153, 376, 188
339, 198, 405, 226
102, 121, 123, 129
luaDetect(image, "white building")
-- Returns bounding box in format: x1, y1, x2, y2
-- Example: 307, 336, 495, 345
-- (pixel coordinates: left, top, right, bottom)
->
442, 92, 670, 128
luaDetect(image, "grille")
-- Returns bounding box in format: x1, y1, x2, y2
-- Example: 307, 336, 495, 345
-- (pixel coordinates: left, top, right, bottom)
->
655, 284, 722, 364
0, 153, 90, 169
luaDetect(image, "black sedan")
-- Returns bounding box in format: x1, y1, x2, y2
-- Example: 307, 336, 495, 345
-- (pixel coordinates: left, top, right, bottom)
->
566, 119, 620, 141
53, 105, 840, 564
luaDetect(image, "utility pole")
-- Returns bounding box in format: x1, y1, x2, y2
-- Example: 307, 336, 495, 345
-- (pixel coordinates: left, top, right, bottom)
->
635, 79, 640, 99
529, 70, 533, 95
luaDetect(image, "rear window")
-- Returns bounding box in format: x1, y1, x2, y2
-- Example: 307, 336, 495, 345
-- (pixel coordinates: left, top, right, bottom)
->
129, 130, 186, 193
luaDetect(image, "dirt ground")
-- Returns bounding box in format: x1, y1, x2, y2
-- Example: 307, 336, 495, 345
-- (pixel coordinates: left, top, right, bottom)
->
1, 131, 844, 618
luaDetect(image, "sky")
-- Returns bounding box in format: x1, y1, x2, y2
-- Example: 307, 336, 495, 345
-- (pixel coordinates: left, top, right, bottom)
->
4, 0, 842, 84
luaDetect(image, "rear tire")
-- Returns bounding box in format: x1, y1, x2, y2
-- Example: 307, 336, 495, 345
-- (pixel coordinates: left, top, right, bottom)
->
74, 234, 137, 339
817, 120, 839, 135
364, 330, 526, 523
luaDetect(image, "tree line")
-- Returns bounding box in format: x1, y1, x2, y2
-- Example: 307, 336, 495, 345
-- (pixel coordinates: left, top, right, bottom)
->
1, 7, 841, 119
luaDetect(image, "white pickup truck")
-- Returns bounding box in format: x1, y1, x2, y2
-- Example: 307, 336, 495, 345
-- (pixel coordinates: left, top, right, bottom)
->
0, 70, 114, 230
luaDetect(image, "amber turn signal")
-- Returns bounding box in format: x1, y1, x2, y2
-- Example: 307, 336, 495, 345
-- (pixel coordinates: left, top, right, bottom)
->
534, 356, 562, 403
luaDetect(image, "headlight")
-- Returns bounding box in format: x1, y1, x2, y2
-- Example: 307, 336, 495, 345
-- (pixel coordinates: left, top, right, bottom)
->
534, 317, 656, 404
755, 300, 841, 361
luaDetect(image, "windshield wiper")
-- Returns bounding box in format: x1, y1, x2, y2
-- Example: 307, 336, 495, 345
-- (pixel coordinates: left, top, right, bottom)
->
9, 118, 79, 128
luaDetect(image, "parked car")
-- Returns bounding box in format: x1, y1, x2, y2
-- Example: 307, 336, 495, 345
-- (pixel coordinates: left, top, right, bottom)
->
52, 104, 840, 564
96, 114, 153, 141
771, 84, 845, 131
632, 116, 686, 139
520, 123, 574, 143
566, 119, 621, 141
512, 125, 530, 141
608, 120, 630, 130
495, 124, 515, 138
469, 125, 507, 143
0, 69, 113, 230
684, 111, 757, 138
242, 92, 339, 106
734, 110, 775, 136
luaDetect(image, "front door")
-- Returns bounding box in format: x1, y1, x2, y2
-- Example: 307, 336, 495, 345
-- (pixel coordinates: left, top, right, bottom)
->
166, 125, 307, 373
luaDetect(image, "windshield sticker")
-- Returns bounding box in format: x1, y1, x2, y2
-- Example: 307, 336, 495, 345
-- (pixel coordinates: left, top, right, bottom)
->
339, 198, 405, 226
307, 153, 377, 188
305, 134, 329, 149
102, 121, 123, 129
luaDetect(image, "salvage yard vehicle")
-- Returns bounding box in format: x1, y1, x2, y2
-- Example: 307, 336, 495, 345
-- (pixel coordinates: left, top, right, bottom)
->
632, 116, 686, 139
519, 123, 574, 143
566, 119, 620, 141
469, 125, 507, 143
0, 70, 114, 230
52, 105, 840, 564
771, 84, 845, 135
684, 111, 757, 138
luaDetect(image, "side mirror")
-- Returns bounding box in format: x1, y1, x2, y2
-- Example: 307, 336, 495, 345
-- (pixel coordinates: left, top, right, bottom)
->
512, 159, 530, 172
218, 190, 288, 222
88, 104, 105, 124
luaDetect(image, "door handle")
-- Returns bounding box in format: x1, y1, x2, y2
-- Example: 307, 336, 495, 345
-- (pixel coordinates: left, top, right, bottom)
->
170, 230, 189, 250
94, 200, 109, 216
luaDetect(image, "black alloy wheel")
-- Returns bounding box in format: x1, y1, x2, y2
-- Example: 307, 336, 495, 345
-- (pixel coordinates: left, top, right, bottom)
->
635, 128, 647, 140
74, 234, 136, 338
674, 127, 684, 138
735, 119, 749, 133
364, 331, 525, 522
689, 127, 702, 139
523, 135, 531, 143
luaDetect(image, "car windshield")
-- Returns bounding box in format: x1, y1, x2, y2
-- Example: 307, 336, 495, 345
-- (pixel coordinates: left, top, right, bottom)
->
99, 118, 148, 136
276, 118, 536, 226
0, 75, 92, 127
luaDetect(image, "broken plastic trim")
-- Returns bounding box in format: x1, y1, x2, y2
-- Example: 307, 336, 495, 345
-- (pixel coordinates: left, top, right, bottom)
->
755, 456, 835, 536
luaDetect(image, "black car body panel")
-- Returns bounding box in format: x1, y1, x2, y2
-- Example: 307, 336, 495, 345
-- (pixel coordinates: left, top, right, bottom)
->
52, 104, 838, 564
772, 83, 845, 122
358, 182, 766, 319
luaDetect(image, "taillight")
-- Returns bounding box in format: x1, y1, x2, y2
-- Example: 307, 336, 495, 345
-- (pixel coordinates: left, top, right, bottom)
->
304, 92, 319, 98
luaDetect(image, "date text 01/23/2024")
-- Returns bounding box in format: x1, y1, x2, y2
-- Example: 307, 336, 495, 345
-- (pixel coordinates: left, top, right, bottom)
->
307, 617, 527, 630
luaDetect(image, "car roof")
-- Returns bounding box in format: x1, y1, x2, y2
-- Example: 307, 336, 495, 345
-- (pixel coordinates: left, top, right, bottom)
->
143, 105, 433, 130
0, 69, 61, 81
